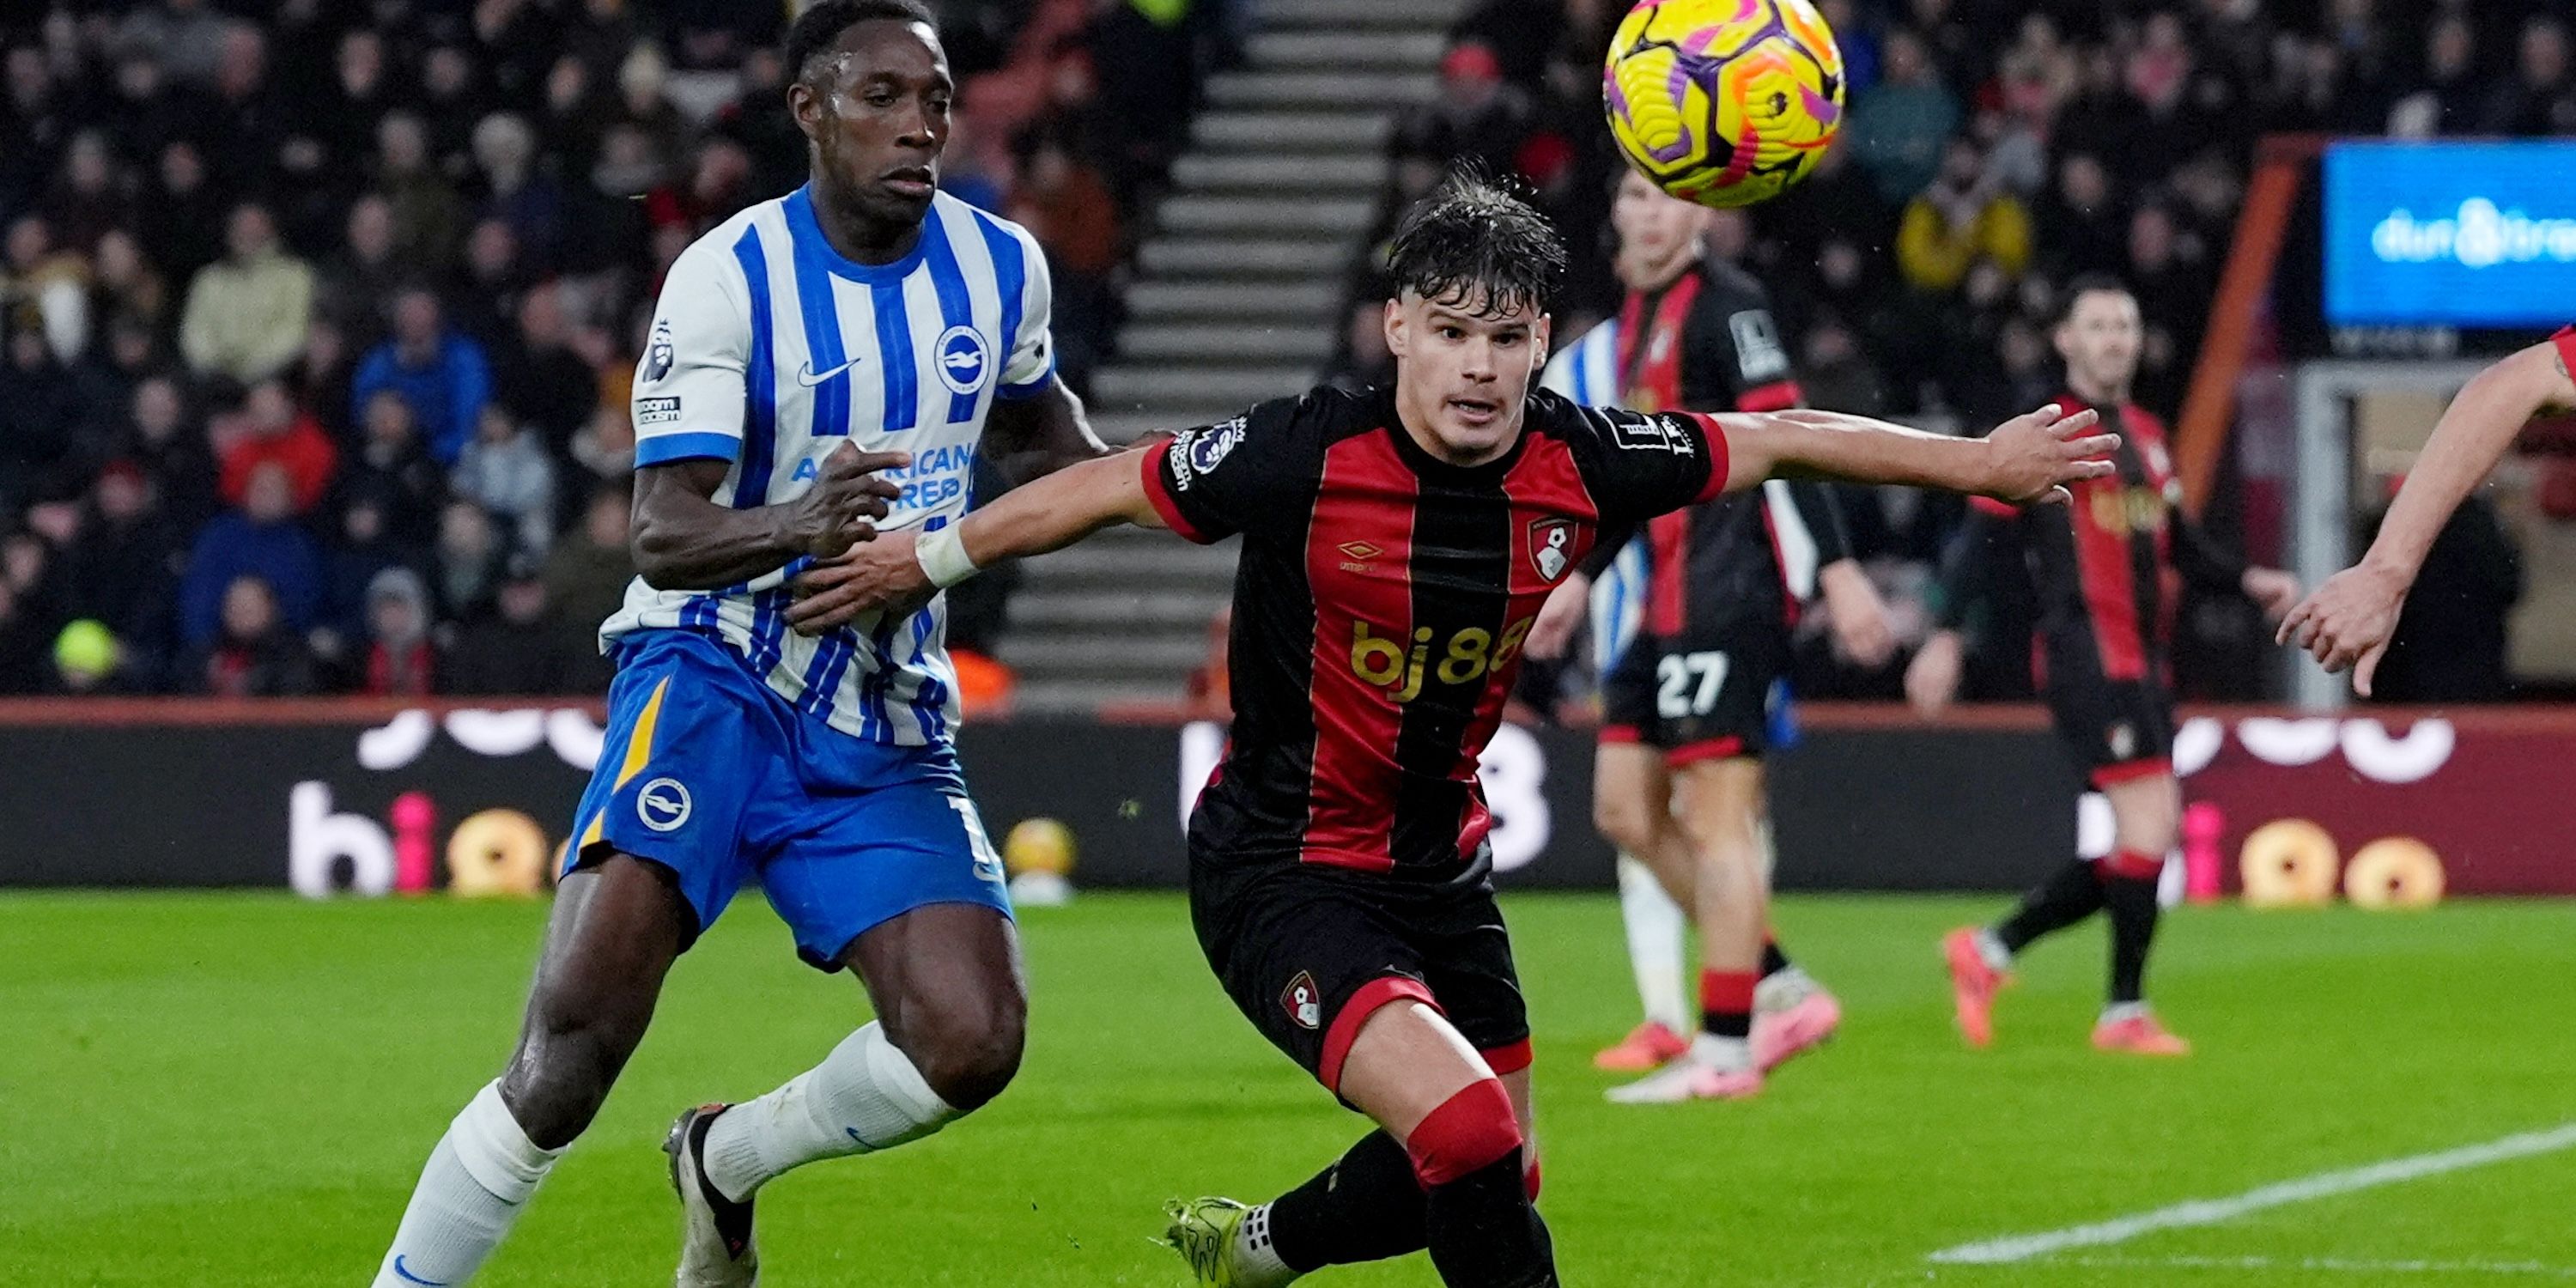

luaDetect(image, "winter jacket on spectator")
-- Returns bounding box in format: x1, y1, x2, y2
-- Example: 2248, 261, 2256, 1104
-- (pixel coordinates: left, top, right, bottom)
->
544, 483, 634, 690
121, 376, 219, 537
1896, 143, 2032, 293
1850, 33, 1961, 206
0, 578, 53, 694
217, 385, 337, 515
57, 461, 181, 680
178, 209, 314, 385
177, 465, 322, 647
339, 389, 450, 548
453, 410, 556, 556
0, 323, 88, 507
351, 294, 493, 465
435, 500, 506, 624
447, 568, 580, 696
136, 142, 228, 286
360, 565, 435, 697
313, 484, 427, 652
179, 574, 319, 697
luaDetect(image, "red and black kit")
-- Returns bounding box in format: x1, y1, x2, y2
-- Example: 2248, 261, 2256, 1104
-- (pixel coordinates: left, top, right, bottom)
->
1139, 384, 1728, 1090
1934, 398, 2244, 784
1598, 258, 1853, 762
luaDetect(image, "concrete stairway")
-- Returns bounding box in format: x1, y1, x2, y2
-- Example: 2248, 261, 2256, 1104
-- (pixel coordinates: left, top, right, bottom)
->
999, 0, 1463, 713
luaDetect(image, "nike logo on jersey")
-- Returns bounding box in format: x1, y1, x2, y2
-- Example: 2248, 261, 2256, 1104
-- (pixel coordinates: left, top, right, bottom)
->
797, 357, 864, 386
391, 1255, 450, 1285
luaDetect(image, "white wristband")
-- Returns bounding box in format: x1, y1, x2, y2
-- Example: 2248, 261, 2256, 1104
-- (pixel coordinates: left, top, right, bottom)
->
914, 523, 980, 589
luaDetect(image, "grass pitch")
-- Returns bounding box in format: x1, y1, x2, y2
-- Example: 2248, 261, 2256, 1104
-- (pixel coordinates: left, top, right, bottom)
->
6, 890, 2575, 1286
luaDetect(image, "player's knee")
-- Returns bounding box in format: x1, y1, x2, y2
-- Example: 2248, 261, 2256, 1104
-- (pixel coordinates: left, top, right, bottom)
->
1403, 1077, 1524, 1188
900, 993, 1026, 1112
497, 1056, 611, 1149
1594, 794, 1656, 853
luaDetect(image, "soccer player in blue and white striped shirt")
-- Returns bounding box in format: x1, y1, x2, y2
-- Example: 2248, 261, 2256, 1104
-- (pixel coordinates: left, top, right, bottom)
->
369, 5, 1113, 1285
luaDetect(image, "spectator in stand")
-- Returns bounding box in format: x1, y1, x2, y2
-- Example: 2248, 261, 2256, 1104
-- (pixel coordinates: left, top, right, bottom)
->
376, 113, 464, 280
0, 313, 85, 510
1850, 29, 1959, 207
2032, 152, 2127, 282
1009, 132, 1121, 395
1897, 139, 2031, 296
313, 486, 425, 681
352, 288, 493, 466
447, 554, 581, 696
2366, 490, 2522, 704
6, 215, 91, 365
178, 460, 321, 649
542, 479, 634, 693
318, 195, 408, 352
1394, 43, 1533, 182
471, 113, 568, 276
122, 374, 216, 536
2389, 15, 2480, 137
43, 130, 121, 258
1799, 317, 1893, 419
315, 27, 398, 178
493, 283, 601, 459
217, 380, 337, 516
3, 526, 65, 647
115, 0, 239, 88
0, 576, 54, 694
2479, 16, 2576, 136
338, 388, 449, 548
181, 573, 319, 697
58, 459, 181, 684
358, 565, 437, 697
453, 403, 557, 557
454, 218, 527, 346
179, 203, 313, 386
434, 499, 506, 623
2125, 204, 2207, 416
88, 230, 168, 348
137, 141, 227, 288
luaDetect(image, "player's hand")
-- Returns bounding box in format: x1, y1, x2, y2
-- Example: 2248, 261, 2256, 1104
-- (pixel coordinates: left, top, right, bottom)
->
781, 442, 908, 560
787, 531, 934, 635
1979, 404, 2115, 506
2275, 562, 2407, 696
1818, 561, 1898, 668
2239, 566, 2302, 623
1522, 571, 1591, 661
1905, 629, 1965, 718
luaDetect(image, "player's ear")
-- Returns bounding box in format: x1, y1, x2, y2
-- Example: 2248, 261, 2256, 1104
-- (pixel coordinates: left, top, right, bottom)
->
1529, 313, 1552, 374
788, 78, 823, 143
1382, 297, 1407, 358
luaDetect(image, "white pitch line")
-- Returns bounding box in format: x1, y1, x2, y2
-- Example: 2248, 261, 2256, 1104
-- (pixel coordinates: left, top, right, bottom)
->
2058, 1255, 2576, 1279
1927, 1121, 2576, 1265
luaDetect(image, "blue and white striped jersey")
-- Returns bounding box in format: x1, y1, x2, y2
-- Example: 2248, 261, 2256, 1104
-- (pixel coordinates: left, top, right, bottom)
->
601, 186, 1054, 746
1540, 321, 1646, 677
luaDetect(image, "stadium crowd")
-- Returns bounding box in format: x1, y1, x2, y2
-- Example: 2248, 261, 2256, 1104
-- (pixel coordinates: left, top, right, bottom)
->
0, 0, 1221, 696
1334, 0, 2564, 703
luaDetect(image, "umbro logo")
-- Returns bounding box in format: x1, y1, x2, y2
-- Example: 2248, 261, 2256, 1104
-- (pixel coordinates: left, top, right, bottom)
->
796, 356, 864, 386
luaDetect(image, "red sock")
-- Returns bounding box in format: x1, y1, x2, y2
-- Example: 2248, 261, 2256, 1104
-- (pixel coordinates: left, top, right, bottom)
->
2098, 848, 2163, 882
1698, 969, 1756, 1039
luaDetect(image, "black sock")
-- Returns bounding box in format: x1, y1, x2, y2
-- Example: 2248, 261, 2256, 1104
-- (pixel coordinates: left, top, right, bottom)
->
2101, 872, 2161, 1005
1265, 1131, 1425, 1271
1760, 937, 1791, 979
1425, 1151, 1557, 1288
1994, 857, 2106, 954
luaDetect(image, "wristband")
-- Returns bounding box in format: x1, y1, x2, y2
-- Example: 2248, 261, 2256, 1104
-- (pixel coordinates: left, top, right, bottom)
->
914, 523, 981, 589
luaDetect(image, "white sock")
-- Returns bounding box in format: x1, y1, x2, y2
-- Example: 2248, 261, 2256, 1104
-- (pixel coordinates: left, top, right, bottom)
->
374, 1081, 564, 1288
1753, 963, 1817, 1013
2100, 1001, 2148, 1024
1689, 1032, 1752, 1072
1616, 854, 1691, 1033
1974, 927, 2014, 972
1232, 1202, 1301, 1285
700, 1022, 958, 1202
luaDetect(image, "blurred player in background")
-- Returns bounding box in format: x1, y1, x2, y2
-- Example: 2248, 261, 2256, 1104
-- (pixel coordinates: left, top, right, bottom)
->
2284, 326, 2576, 688
368, 5, 1112, 1285
1908, 277, 2299, 1057
788, 172, 2115, 1287
1528, 175, 1896, 1102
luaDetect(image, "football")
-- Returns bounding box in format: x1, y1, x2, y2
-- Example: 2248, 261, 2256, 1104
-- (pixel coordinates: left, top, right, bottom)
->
1603, 0, 1846, 209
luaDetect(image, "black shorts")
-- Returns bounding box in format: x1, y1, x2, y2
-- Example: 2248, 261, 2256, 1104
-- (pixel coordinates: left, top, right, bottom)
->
1189, 853, 1531, 1095
2045, 677, 2176, 787
1600, 622, 1786, 763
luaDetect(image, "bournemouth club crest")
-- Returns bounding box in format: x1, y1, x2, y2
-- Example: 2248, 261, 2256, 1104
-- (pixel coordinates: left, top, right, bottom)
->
1528, 518, 1575, 583
1282, 971, 1322, 1030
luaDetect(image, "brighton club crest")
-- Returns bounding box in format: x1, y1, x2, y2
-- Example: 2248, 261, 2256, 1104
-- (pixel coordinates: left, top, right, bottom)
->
1528, 518, 1575, 582
1282, 971, 1322, 1030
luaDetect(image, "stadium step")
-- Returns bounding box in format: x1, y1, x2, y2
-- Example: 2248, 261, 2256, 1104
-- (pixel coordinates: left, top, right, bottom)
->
1260, 0, 1461, 28
1093, 363, 1315, 406
1120, 324, 1336, 363
1246, 30, 1449, 69
1006, 590, 1235, 629
1084, 409, 1247, 442
1191, 111, 1394, 151
1157, 194, 1376, 236
1138, 236, 1348, 276
1172, 153, 1389, 192
1205, 70, 1440, 109
1006, 677, 1196, 714
1124, 280, 1342, 322
999, 633, 1221, 680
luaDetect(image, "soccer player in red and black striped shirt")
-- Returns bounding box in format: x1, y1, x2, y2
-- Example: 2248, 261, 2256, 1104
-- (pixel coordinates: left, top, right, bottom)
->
789, 175, 2115, 1288
1908, 277, 2300, 1057
2285, 324, 2576, 690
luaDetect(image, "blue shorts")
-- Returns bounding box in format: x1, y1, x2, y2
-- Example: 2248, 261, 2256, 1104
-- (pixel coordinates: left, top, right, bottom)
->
567, 630, 1012, 969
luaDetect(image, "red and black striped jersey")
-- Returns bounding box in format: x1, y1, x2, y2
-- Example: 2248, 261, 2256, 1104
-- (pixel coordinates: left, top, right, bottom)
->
1618, 258, 1852, 637
1935, 397, 2243, 689
1141, 384, 1729, 878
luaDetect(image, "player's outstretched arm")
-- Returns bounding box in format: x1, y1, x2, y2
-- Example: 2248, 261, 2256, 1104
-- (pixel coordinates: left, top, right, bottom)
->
2277, 337, 2576, 692
632, 442, 907, 591
1716, 404, 2115, 506
786, 444, 1163, 635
